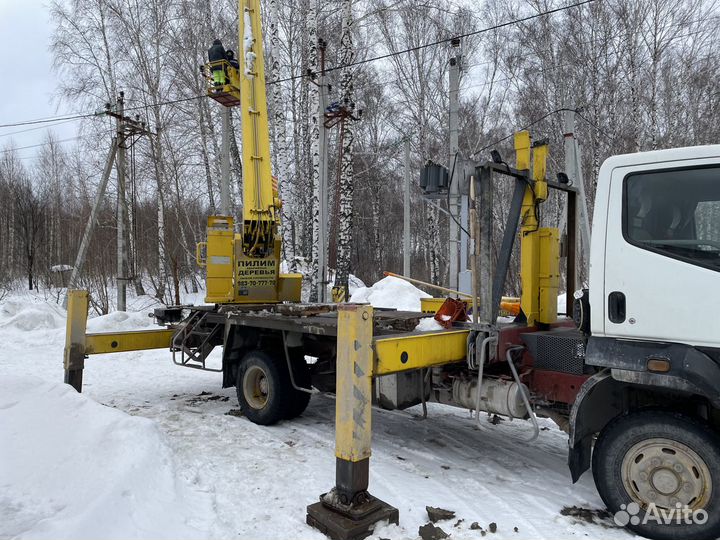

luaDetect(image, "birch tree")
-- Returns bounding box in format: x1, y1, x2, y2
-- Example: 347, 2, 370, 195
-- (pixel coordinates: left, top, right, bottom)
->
307, 0, 321, 301
372, 0, 449, 284
333, 0, 356, 299
268, 0, 296, 271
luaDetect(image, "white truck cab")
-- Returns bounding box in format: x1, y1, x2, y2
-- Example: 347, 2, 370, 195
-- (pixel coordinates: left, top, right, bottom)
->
590, 145, 720, 346
570, 145, 720, 540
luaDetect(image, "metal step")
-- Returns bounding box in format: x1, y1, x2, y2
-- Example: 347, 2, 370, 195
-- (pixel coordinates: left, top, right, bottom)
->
172, 311, 223, 372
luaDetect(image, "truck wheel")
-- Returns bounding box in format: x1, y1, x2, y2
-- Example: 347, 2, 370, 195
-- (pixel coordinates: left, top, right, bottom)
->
285, 352, 311, 420
236, 350, 291, 426
592, 410, 720, 540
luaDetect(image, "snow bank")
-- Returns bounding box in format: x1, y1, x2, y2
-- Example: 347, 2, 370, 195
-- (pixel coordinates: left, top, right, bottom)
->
323, 273, 366, 299
350, 276, 430, 311
0, 297, 65, 331
347, 274, 366, 294
0, 294, 155, 334
0, 375, 208, 539
85, 310, 154, 333
293, 258, 366, 302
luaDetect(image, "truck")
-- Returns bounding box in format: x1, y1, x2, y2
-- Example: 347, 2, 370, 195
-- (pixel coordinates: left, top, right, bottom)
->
59, 1, 720, 539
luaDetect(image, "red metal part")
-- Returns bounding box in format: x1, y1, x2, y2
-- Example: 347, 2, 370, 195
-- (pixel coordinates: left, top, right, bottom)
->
529, 369, 588, 404
434, 298, 468, 329
494, 323, 538, 364
493, 320, 588, 405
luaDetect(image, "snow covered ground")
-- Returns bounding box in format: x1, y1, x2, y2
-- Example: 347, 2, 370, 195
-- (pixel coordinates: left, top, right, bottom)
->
0, 288, 637, 540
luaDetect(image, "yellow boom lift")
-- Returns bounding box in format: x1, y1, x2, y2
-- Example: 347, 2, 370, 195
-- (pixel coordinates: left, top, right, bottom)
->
200, 0, 302, 304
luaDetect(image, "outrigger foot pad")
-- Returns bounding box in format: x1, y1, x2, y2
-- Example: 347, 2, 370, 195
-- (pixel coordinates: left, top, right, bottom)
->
307, 489, 399, 540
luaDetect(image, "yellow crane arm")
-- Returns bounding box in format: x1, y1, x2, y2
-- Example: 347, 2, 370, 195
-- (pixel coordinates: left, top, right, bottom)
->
200, 0, 302, 304
239, 0, 278, 256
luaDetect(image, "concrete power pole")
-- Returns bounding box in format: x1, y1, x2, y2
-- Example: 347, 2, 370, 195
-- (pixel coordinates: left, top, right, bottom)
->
448, 39, 461, 290
116, 92, 128, 312
403, 138, 411, 277
562, 109, 592, 287
220, 108, 232, 215
316, 38, 329, 302
63, 95, 151, 311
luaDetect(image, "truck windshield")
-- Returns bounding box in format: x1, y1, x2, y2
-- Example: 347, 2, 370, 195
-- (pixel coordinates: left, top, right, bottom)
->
624, 165, 720, 270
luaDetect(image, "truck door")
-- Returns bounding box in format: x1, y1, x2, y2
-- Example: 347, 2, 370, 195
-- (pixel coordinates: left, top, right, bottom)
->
603, 162, 720, 347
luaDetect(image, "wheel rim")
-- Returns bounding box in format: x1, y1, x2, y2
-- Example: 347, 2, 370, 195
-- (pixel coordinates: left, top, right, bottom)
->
243, 365, 270, 410
621, 437, 712, 511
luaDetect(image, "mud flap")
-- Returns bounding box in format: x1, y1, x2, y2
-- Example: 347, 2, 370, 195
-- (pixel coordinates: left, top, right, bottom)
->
567, 370, 621, 482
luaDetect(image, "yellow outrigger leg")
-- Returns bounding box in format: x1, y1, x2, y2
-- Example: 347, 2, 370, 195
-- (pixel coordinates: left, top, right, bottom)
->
307, 304, 469, 540
306, 304, 399, 538
63, 289, 175, 392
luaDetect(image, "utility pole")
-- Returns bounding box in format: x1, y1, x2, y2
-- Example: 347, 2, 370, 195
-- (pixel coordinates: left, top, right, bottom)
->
317, 38, 329, 302
220, 107, 232, 215
107, 93, 152, 311
574, 143, 592, 257
458, 184, 471, 294
403, 138, 411, 277
325, 100, 360, 297
477, 167, 494, 323
115, 93, 128, 311
448, 38, 461, 291
562, 109, 591, 287
63, 95, 151, 310
324, 66, 360, 302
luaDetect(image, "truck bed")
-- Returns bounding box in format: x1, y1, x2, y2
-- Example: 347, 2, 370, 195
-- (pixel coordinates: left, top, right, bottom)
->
205, 303, 432, 336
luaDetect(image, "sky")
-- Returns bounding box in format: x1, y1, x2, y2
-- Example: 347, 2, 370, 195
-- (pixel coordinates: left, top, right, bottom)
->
0, 0, 77, 162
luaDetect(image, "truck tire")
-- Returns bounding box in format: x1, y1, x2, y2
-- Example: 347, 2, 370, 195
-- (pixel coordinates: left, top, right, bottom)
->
592, 410, 720, 540
285, 352, 311, 420
236, 350, 291, 426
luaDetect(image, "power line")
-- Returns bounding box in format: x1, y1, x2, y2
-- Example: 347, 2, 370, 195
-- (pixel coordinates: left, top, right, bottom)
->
119, 0, 599, 118
325, 9, 720, 101
0, 136, 85, 155
0, 112, 99, 130
311, 0, 597, 79
0, 117, 85, 139
4, 0, 716, 134
470, 108, 572, 158
469, 105, 620, 161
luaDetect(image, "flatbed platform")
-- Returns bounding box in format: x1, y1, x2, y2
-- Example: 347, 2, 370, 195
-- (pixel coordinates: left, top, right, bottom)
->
172, 303, 433, 337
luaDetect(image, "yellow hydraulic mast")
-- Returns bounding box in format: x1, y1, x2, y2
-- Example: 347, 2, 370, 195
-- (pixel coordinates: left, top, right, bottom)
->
239, 0, 278, 257
515, 131, 559, 326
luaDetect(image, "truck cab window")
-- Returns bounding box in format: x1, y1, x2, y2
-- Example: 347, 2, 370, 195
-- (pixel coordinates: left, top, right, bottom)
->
624, 165, 720, 271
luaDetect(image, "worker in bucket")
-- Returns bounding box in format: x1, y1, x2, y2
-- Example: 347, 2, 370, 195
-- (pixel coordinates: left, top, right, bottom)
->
208, 39, 227, 86
226, 49, 240, 70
